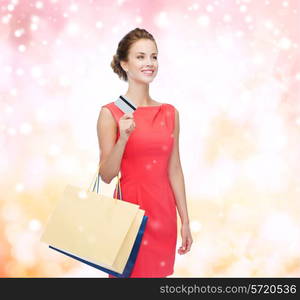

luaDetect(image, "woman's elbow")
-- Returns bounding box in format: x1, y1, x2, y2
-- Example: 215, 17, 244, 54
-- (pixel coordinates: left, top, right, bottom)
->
98, 171, 111, 184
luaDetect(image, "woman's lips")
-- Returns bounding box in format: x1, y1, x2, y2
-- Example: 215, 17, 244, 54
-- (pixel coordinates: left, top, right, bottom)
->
141, 70, 154, 76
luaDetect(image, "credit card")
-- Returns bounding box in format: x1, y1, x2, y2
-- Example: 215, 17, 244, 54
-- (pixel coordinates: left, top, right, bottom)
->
114, 95, 137, 114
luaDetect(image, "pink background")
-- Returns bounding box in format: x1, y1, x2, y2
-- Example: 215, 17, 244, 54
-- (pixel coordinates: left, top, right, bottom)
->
1, 0, 300, 277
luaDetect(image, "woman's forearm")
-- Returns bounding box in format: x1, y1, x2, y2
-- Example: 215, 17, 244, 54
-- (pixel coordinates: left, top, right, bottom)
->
168, 168, 190, 225
99, 137, 128, 184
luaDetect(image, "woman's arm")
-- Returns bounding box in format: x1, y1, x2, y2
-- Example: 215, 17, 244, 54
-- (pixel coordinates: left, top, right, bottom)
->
168, 107, 193, 254
97, 107, 127, 184
168, 108, 190, 225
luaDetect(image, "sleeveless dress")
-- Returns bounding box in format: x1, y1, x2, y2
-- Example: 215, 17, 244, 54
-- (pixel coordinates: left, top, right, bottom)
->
101, 101, 178, 278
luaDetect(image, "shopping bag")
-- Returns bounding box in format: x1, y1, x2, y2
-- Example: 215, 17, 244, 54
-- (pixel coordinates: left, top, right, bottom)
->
40, 167, 148, 277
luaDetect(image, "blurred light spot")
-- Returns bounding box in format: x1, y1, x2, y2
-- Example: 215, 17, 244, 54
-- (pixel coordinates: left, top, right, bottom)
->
295, 118, 300, 126
217, 35, 234, 50
20, 122, 32, 135
160, 261, 166, 267
35, 1, 44, 9
260, 212, 299, 244
48, 144, 61, 156
31, 66, 42, 78
197, 15, 210, 27
2, 14, 12, 24
206, 5, 214, 12
278, 37, 291, 49
15, 183, 24, 192
193, 3, 200, 10
5, 105, 14, 114
7, 4, 15, 11
67, 22, 80, 35
29, 219, 41, 231
245, 15, 252, 23
223, 14, 232, 22
10, 88, 17, 96
282, 1, 289, 7
143, 239, 148, 246
59, 75, 71, 86
240, 5, 247, 12
14, 28, 24, 37
235, 30, 244, 38
145, 163, 152, 170
252, 54, 264, 65
18, 44, 26, 52
295, 73, 300, 81
31, 15, 39, 23
117, 0, 126, 5
7, 128, 17, 135
265, 20, 273, 29
30, 23, 38, 31
16, 68, 24, 76
69, 4, 78, 11
190, 220, 202, 233
151, 220, 161, 229
156, 11, 169, 27
11, 231, 37, 266
78, 190, 88, 199
136, 16, 142, 24
96, 21, 103, 29
35, 108, 47, 122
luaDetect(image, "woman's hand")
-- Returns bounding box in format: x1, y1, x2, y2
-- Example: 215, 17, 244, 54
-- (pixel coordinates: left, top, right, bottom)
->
119, 113, 136, 141
177, 223, 193, 255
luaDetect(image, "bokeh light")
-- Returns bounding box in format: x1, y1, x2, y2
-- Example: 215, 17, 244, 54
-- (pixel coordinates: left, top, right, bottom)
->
1, 0, 300, 277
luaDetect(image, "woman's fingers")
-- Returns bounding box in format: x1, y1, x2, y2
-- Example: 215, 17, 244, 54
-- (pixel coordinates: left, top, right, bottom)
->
178, 236, 193, 255
122, 113, 133, 119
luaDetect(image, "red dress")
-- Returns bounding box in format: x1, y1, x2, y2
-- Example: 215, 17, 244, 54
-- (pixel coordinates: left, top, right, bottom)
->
101, 101, 177, 278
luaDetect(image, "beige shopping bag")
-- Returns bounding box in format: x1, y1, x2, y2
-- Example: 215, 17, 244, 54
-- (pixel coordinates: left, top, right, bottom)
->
40, 167, 146, 275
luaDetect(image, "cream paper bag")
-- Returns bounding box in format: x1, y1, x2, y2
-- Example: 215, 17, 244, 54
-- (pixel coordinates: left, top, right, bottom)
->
41, 168, 147, 276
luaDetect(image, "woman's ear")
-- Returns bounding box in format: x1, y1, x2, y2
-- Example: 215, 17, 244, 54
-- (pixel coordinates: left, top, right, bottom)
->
120, 61, 127, 72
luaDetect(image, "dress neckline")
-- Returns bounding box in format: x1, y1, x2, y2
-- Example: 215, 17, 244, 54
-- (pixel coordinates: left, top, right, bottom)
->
137, 103, 164, 109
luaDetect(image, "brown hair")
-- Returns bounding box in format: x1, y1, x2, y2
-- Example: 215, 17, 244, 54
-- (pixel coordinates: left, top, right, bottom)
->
110, 28, 157, 82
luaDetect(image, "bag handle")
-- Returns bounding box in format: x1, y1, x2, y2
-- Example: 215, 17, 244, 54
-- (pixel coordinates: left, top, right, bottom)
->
88, 165, 122, 200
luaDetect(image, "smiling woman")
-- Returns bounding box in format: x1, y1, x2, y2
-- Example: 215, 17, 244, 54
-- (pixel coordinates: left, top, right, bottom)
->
110, 29, 158, 83
98, 28, 193, 278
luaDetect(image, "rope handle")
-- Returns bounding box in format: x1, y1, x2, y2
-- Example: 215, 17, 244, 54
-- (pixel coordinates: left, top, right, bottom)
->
88, 165, 122, 200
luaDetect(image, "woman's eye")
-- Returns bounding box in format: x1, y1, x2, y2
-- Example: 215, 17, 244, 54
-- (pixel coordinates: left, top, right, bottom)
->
137, 56, 158, 59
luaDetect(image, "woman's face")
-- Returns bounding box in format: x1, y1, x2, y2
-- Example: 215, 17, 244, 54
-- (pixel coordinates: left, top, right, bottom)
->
121, 39, 158, 83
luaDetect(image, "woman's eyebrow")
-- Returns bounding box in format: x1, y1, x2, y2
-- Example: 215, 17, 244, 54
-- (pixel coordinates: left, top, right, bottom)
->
136, 52, 158, 55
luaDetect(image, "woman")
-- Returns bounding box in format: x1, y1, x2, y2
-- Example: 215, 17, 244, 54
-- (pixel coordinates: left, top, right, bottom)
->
97, 28, 193, 278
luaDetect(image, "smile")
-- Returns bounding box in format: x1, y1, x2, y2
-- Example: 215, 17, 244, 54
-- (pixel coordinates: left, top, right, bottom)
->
141, 70, 154, 76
